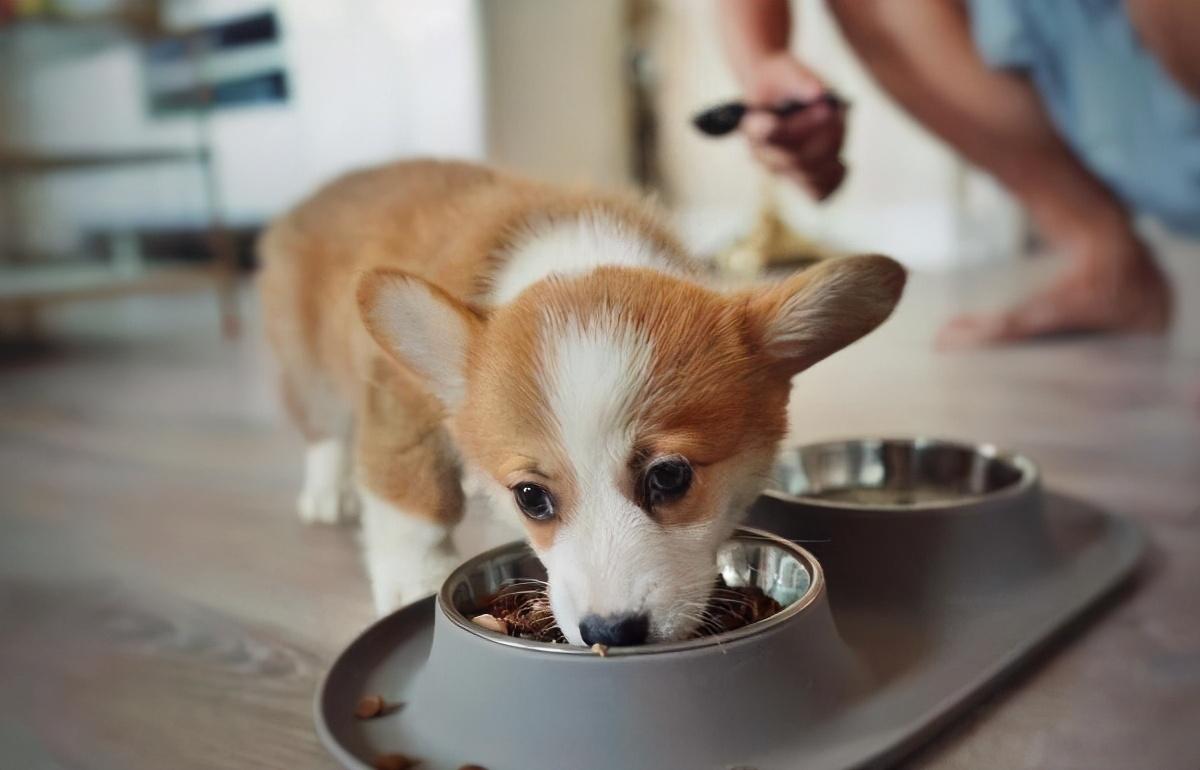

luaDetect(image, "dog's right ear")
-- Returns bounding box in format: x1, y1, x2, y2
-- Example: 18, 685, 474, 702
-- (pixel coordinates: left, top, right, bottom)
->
358, 268, 485, 410
741, 254, 906, 376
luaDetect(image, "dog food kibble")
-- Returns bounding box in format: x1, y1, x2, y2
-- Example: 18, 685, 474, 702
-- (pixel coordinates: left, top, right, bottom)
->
590, 642, 609, 657
704, 578, 784, 636
355, 694, 387, 719
372, 753, 419, 770
470, 612, 509, 635
471, 577, 783, 646
474, 585, 566, 643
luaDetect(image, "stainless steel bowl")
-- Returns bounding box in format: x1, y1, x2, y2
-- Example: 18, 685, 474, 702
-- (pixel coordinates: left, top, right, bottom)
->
442, 527, 816, 655
771, 437, 1038, 509
749, 437, 1053, 612
396, 528, 867, 768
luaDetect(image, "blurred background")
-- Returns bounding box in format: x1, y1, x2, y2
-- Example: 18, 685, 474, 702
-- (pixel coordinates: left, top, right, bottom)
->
0, 0, 1025, 342
1, 2, 1197, 769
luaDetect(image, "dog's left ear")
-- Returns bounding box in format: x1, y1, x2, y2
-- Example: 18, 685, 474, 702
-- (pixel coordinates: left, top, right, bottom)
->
358, 268, 485, 410
743, 254, 906, 375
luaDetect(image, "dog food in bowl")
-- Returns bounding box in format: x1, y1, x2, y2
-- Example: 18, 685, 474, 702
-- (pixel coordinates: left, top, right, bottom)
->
469, 576, 784, 646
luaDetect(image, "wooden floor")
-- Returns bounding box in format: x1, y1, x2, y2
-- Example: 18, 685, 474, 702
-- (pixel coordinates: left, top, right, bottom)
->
1, 248, 1198, 770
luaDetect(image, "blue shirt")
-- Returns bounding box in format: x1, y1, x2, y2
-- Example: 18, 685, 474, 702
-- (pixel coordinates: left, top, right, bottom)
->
968, 0, 1200, 234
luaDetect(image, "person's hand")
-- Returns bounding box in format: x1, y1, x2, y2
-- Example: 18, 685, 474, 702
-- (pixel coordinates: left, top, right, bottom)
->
740, 52, 848, 200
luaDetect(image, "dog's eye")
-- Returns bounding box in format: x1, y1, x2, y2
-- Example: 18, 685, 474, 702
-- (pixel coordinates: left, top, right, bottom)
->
643, 456, 693, 508
513, 483, 555, 521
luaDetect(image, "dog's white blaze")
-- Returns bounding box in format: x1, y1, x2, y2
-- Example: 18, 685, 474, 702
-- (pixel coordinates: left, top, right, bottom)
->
542, 314, 652, 473
491, 213, 680, 305
536, 315, 654, 643
533, 314, 719, 643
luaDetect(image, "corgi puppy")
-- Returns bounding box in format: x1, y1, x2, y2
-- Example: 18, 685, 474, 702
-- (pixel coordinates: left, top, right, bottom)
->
259, 160, 904, 646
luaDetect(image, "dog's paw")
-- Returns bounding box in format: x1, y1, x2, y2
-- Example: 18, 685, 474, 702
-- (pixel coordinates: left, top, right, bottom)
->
297, 484, 357, 524
297, 440, 357, 525
369, 544, 460, 616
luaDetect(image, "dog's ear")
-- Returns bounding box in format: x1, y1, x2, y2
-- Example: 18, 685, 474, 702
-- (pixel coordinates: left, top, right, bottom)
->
742, 254, 905, 375
358, 268, 485, 409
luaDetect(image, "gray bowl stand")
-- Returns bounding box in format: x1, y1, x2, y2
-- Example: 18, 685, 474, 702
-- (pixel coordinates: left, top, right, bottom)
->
315, 489, 1143, 770
739, 489, 1144, 768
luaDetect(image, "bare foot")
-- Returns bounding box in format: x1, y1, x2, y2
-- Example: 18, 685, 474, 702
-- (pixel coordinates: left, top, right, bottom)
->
938, 238, 1172, 349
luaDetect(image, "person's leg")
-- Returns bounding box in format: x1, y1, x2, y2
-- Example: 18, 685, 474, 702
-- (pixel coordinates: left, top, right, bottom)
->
1127, 0, 1200, 99
827, 0, 1172, 346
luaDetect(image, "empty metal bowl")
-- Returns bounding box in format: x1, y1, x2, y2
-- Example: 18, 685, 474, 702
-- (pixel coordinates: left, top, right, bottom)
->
392, 527, 867, 769
771, 437, 1038, 509
749, 437, 1053, 604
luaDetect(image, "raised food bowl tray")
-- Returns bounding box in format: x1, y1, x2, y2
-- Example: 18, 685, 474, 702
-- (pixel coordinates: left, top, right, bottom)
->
316, 437, 1143, 769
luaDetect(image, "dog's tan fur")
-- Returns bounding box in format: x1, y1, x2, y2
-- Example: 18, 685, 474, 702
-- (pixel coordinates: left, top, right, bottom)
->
261, 160, 684, 529
261, 159, 905, 625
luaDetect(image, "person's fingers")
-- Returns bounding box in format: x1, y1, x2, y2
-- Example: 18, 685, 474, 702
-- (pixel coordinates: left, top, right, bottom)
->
750, 107, 846, 182
744, 55, 826, 104
814, 161, 847, 199
750, 129, 839, 172
741, 110, 779, 144
753, 142, 846, 199
792, 121, 846, 166
750, 143, 799, 175
745, 97, 842, 147
763, 101, 836, 145
813, 173, 844, 201
790, 158, 846, 200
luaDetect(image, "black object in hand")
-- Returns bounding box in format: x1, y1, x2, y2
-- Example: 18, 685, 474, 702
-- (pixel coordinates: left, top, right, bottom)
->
692, 92, 845, 137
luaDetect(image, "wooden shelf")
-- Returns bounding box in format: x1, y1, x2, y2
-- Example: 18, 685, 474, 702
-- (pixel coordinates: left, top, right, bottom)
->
0, 148, 207, 174
0, 1, 238, 337
0, 4, 163, 37
0, 262, 218, 306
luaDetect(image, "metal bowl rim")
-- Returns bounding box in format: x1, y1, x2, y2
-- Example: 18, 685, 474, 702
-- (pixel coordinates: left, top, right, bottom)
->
437, 526, 824, 657
764, 436, 1040, 511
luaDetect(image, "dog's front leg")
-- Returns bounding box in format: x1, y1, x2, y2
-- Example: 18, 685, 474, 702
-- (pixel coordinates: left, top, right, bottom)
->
297, 437, 358, 524
359, 485, 462, 614
356, 381, 465, 615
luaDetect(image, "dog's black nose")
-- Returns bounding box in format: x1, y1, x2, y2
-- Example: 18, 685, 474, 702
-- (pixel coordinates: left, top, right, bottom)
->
579, 612, 649, 647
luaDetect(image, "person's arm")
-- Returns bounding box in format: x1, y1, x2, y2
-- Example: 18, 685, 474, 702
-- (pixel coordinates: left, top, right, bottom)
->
718, 0, 793, 86
716, 0, 848, 200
